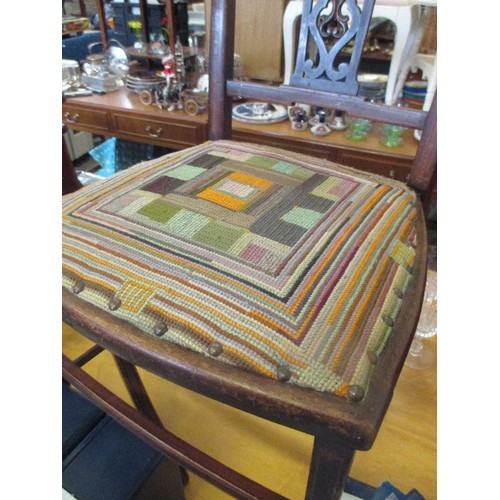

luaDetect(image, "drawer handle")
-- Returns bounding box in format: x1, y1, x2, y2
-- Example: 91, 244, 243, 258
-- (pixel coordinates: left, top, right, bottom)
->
145, 126, 163, 138
389, 170, 396, 179
63, 111, 80, 123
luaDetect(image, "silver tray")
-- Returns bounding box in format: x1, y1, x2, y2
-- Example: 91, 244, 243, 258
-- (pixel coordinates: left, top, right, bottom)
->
232, 102, 288, 124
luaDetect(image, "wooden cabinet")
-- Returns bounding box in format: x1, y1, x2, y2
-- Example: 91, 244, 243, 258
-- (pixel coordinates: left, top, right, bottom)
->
334, 148, 412, 183
112, 112, 206, 149
62, 89, 417, 184
62, 90, 207, 150
62, 105, 110, 134
232, 119, 416, 184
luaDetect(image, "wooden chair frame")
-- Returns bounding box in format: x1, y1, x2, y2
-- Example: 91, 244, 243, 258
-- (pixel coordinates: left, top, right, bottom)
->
63, 1, 437, 498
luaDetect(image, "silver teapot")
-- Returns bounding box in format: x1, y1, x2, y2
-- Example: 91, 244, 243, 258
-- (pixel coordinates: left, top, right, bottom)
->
82, 43, 109, 76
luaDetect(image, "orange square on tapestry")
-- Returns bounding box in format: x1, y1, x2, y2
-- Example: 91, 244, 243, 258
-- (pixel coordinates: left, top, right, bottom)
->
197, 172, 273, 211
197, 189, 246, 210
229, 171, 273, 189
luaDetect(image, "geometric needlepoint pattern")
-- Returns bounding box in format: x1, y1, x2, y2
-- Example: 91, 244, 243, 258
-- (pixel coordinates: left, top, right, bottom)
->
389, 240, 416, 269
63, 140, 419, 398
197, 171, 272, 211
239, 242, 267, 264
271, 160, 314, 180
193, 220, 246, 251
311, 176, 359, 200
136, 199, 180, 223
229, 232, 290, 273
217, 180, 259, 199
140, 176, 184, 195
118, 281, 155, 313
164, 164, 207, 180
164, 210, 211, 238
281, 206, 323, 229
245, 155, 279, 169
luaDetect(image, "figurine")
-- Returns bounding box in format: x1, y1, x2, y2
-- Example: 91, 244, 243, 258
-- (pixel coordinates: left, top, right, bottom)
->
139, 55, 177, 109
291, 109, 308, 131
162, 54, 180, 109
330, 110, 348, 131
310, 108, 331, 136
162, 54, 176, 95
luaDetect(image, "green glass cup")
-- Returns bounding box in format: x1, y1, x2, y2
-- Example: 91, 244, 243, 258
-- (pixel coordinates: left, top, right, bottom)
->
379, 124, 406, 147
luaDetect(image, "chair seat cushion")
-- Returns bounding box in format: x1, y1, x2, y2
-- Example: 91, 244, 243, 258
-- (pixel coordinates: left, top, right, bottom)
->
62, 140, 417, 401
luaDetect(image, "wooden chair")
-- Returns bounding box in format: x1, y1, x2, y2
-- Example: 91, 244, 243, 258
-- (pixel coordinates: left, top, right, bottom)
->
62, 123, 83, 195
62, 0, 437, 498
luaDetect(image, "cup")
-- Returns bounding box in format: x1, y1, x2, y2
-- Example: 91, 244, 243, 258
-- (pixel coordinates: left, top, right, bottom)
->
345, 127, 368, 141
379, 124, 406, 147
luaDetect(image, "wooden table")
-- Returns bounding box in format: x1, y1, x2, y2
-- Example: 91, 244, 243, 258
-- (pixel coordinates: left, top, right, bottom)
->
62, 87, 418, 184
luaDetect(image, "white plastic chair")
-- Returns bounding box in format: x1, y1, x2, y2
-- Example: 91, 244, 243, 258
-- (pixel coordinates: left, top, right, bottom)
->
392, 1, 437, 111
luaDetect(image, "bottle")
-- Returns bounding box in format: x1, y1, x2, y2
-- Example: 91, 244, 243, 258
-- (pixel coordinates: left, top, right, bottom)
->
174, 35, 186, 81
291, 111, 308, 131
311, 109, 331, 136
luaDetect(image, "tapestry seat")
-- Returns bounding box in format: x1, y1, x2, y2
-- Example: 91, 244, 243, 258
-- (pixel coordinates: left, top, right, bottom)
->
62, 139, 417, 402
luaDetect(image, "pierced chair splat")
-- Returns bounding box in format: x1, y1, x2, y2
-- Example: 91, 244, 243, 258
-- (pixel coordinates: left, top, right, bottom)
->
62, 0, 437, 499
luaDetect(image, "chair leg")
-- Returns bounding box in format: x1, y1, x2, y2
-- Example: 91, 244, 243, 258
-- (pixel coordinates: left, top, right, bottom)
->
305, 434, 355, 500
113, 355, 164, 427
113, 355, 191, 486
62, 354, 288, 499
62, 125, 83, 195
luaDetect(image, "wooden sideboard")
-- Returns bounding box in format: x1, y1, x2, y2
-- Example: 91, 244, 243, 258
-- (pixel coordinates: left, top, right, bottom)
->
62, 88, 419, 184
232, 118, 418, 184
62, 89, 207, 151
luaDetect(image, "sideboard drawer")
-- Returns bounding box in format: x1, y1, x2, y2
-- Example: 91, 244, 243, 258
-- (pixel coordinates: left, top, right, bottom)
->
232, 129, 336, 162
113, 113, 206, 149
62, 106, 110, 132
335, 149, 412, 183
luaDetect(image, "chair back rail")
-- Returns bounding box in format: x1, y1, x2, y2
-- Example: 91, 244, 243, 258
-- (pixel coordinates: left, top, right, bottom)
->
208, 0, 437, 196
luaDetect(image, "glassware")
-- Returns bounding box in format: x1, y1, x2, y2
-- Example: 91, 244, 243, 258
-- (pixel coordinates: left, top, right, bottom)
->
405, 269, 437, 369
344, 118, 372, 141
62, 60, 83, 92
379, 124, 406, 147
353, 118, 373, 131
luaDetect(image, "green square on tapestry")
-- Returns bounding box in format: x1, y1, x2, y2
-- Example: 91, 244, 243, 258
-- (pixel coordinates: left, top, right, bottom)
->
271, 161, 313, 180
164, 210, 211, 238
165, 165, 207, 180
245, 155, 278, 169
281, 206, 323, 229
193, 221, 246, 251
311, 177, 344, 201
137, 199, 181, 223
